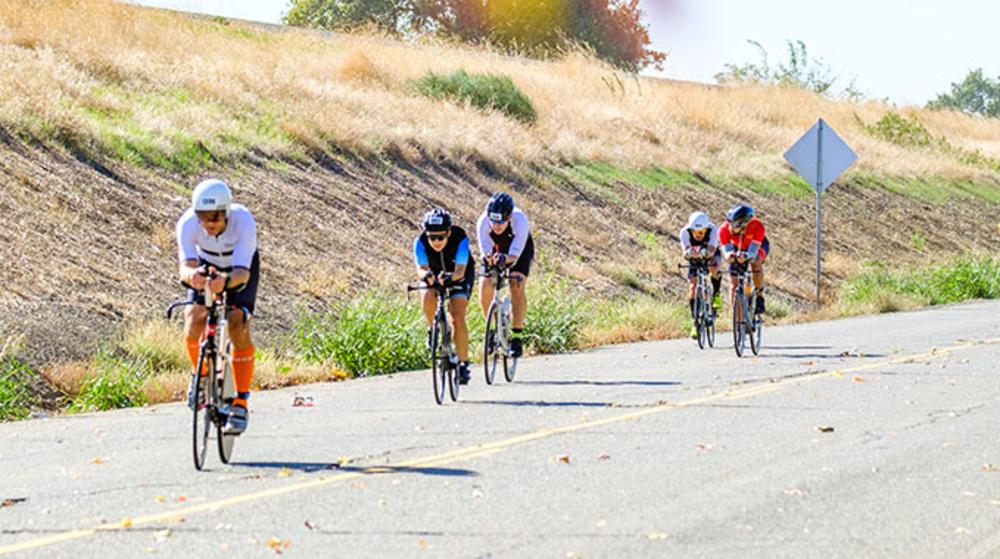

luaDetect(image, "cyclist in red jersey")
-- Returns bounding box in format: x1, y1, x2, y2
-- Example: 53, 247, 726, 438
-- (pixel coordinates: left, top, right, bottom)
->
718, 204, 769, 314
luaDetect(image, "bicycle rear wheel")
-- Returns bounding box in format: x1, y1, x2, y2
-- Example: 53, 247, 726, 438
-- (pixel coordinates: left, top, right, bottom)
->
192, 353, 210, 471
216, 359, 236, 464
484, 302, 499, 385
749, 292, 762, 356
431, 320, 446, 405
502, 304, 515, 382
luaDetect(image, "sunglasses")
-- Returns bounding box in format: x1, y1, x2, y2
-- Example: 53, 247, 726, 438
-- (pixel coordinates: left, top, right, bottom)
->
427, 232, 448, 241
196, 210, 226, 223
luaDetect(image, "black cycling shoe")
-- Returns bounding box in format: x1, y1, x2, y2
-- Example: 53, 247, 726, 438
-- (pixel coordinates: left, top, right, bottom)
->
457, 362, 471, 385
510, 337, 523, 359
755, 293, 766, 315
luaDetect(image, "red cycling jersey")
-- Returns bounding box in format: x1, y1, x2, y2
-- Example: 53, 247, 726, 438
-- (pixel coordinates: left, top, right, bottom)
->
719, 218, 766, 252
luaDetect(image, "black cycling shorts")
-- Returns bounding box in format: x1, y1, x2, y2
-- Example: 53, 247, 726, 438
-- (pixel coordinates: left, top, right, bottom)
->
483, 236, 535, 279
185, 252, 260, 316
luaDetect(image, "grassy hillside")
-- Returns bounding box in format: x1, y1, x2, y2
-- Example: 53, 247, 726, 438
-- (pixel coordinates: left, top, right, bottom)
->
1, 0, 999, 416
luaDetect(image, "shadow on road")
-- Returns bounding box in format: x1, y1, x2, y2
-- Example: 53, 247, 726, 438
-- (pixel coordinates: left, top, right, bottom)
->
233, 462, 478, 477
464, 399, 612, 408
765, 352, 886, 359
766, 345, 832, 350
517, 379, 682, 387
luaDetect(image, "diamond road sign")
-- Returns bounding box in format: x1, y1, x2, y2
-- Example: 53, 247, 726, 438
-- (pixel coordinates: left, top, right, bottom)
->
784, 118, 857, 193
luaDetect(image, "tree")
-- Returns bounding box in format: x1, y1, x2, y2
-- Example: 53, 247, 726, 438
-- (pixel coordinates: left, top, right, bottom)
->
715, 39, 861, 100
927, 69, 1000, 117
283, 0, 665, 71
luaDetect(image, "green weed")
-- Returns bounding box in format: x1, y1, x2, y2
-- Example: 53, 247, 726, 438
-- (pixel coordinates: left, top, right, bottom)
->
412, 70, 537, 124
0, 356, 37, 421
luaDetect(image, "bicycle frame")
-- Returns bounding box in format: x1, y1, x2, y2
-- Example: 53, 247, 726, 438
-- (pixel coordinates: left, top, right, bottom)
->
407, 280, 459, 403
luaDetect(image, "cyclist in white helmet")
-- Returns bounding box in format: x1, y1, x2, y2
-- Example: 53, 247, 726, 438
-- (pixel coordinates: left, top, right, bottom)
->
679, 211, 722, 338
176, 179, 259, 435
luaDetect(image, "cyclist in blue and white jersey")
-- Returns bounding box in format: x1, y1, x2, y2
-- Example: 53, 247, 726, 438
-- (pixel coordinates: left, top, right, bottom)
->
679, 211, 722, 338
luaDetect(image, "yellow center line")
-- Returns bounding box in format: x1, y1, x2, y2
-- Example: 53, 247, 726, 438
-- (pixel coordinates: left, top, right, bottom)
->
2, 337, 995, 555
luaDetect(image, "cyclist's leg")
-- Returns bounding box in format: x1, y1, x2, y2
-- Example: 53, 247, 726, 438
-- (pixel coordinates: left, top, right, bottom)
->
710, 253, 723, 303
226, 254, 259, 416
448, 295, 470, 362
509, 235, 533, 332
686, 267, 698, 317
422, 288, 438, 326
479, 274, 494, 318
183, 303, 208, 371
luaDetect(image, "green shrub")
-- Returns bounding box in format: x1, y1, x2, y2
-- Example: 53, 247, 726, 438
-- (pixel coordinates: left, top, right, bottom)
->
69, 349, 148, 412
0, 357, 37, 422
524, 275, 592, 353
413, 70, 537, 124
840, 257, 1000, 312
294, 291, 429, 376
863, 112, 938, 148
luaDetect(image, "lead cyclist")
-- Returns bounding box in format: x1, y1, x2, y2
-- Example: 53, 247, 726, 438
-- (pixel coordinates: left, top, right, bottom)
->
176, 179, 259, 435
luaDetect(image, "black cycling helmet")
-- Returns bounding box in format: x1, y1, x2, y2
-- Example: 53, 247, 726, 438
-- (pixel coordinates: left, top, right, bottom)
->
486, 192, 515, 223
422, 207, 452, 233
726, 204, 755, 227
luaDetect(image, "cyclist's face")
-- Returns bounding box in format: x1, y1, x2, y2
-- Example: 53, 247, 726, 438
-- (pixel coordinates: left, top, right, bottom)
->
196, 210, 227, 235
490, 219, 509, 234
691, 228, 707, 240
730, 221, 746, 234
427, 231, 449, 251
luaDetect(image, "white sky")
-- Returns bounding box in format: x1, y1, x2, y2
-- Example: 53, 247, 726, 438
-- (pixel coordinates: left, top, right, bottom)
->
131, 0, 997, 106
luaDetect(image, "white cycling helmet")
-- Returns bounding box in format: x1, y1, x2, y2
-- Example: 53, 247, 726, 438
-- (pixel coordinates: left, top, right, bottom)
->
191, 179, 232, 215
686, 211, 710, 231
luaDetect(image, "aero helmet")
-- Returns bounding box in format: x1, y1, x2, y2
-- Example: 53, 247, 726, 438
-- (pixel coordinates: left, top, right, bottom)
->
486, 192, 515, 223
725, 204, 754, 227
191, 179, 233, 216
422, 207, 452, 233
686, 211, 710, 231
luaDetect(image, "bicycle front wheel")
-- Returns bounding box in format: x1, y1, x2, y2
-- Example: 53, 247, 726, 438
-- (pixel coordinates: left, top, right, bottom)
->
695, 290, 707, 350
484, 302, 499, 385
749, 293, 762, 356
732, 293, 746, 358
431, 320, 446, 405
192, 353, 210, 471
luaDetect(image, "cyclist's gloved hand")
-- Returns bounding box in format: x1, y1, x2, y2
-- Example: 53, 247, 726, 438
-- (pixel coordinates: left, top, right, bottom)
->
422, 270, 436, 285
438, 272, 454, 286
497, 253, 509, 267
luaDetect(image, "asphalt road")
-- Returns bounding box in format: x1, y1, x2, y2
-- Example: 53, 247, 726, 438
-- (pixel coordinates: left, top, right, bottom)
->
3, 301, 1000, 558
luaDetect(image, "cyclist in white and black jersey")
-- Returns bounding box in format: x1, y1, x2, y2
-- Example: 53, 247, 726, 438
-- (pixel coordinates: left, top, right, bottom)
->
176, 179, 259, 435
679, 211, 722, 338
477, 192, 534, 358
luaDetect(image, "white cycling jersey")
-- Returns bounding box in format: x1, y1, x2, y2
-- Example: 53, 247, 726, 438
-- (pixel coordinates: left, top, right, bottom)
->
176, 204, 258, 270
477, 207, 530, 257
679, 223, 720, 253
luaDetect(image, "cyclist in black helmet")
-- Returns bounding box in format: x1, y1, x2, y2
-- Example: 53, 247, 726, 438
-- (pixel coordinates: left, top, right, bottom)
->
477, 192, 535, 358
413, 208, 475, 384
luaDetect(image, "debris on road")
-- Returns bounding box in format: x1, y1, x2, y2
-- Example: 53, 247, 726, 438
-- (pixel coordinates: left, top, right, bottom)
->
647, 532, 668, 540
981, 464, 999, 472
304, 520, 318, 530
292, 395, 315, 407
2, 497, 27, 508
556, 454, 571, 464
597, 452, 611, 461
815, 426, 835, 433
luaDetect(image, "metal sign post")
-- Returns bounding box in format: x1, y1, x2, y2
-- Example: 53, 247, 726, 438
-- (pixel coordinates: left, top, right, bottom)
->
784, 118, 857, 304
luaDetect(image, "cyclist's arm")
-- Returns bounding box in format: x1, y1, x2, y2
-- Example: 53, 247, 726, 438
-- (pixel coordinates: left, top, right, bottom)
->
679, 227, 693, 255
477, 213, 494, 258
743, 221, 765, 260
504, 211, 530, 266
707, 227, 721, 256
176, 215, 202, 284
228, 211, 258, 290
413, 237, 431, 280
451, 238, 470, 282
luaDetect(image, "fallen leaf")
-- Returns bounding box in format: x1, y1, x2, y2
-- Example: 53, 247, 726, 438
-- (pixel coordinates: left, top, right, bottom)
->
647, 532, 668, 541
331, 370, 350, 381
418, 540, 429, 550
177, 496, 187, 502
154, 495, 166, 503
278, 467, 292, 478
696, 444, 712, 451
121, 518, 134, 529
391, 479, 401, 486
338, 456, 353, 466
814, 426, 835, 433
557, 454, 571, 464
596, 519, 607, 528
153, 529, 171, 543
852, 375, 865, 383
784, 488, 808, 497
378, 498, 388, 508
597, 452, 611, 461
956, 527, 973, 536
351, 480, 366, 489
2, 498, 26, 508
831, 371, 844, 378
92, 457, 104, 465
304, 520, 318, 530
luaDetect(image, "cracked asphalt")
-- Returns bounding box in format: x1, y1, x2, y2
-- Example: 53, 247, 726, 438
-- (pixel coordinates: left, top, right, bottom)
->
2, 301, 1000, 558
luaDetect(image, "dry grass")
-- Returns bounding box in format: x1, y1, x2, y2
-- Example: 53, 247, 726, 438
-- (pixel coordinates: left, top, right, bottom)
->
3, 0, 1000, 179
